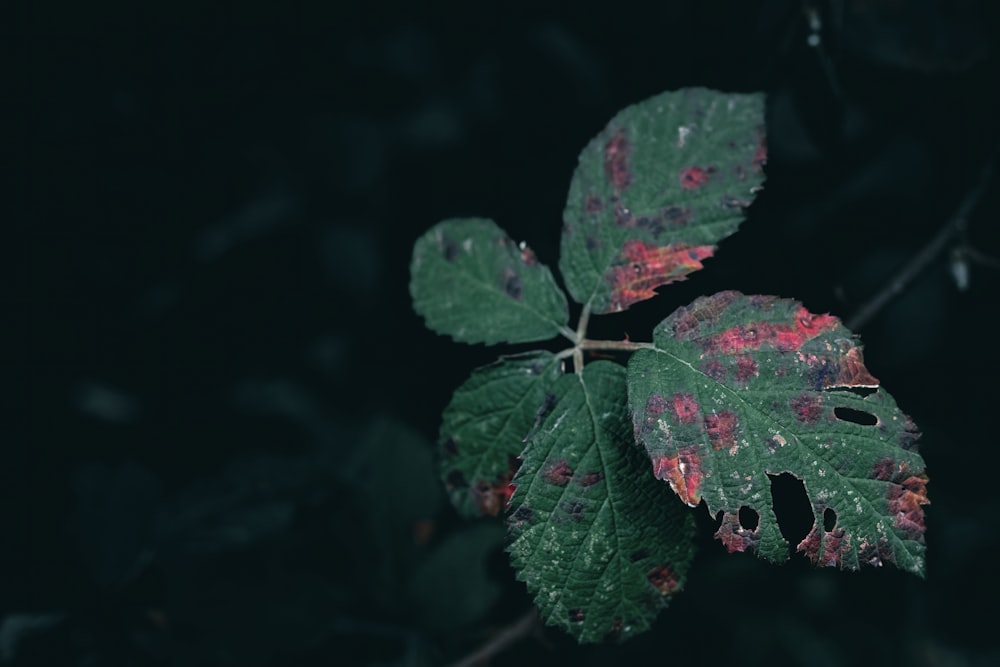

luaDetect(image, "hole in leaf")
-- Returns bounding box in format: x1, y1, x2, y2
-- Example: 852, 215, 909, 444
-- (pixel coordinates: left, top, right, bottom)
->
738, 506, 759, 530
834, 407, 877, 426
829, 386, 877, 397
768, 473, 813, 544
823, 507, 837, 532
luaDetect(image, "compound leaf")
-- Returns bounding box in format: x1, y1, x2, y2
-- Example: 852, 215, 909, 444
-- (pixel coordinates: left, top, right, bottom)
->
507, 361, 695, 643
627, 292, 928, 575
411, 218, 569, 344
560, 88, 766, 314
439, 352, 563, 518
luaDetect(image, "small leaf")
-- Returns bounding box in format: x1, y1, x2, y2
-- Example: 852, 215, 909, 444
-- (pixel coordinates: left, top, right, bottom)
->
627, 292, 928, 575
507, 361, 695, 643
439, 352, 563, 518
560, 88, 766, 313
411, 218, 570, 344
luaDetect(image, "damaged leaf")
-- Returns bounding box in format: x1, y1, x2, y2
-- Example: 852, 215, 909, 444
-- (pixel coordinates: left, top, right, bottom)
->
410, 218, 569, 344
439, 352, 563, 518
560, 88, 766, 314
507, 362, 695, 643
627, 292, 928, 575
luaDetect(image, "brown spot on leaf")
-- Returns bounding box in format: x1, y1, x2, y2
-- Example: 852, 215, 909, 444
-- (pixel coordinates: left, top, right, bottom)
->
653, 446, 703, 506
706, 411, 739, 450
442, 437, 458, 457
734, 356, 758, 384
585, 195, 604, 212
519, 243, 538, 266
579, 471, 604, 487
647, 565, 681, 595
829, 346, 879, 388
569, 608, 585, 623
790, 393, 823, 424
629, 548, 650, 562
510, 505, 534, 528
443, 240, 460, 261
752, 128, 767, 173
702, 359, 727, 381
445, 469, 466, 489
797, 521, 851, 567
871, 457, 895, 482
604, 128, 633, 191
888, 474, 929, 540
559, 499, 586, 522
543, 459, 574, 486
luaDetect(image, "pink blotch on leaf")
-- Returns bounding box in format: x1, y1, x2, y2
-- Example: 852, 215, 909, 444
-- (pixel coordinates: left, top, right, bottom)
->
671, 393, 700, 425
888, 474, 929, 540
647, 565, 681, 595
714, 511, 759, 553
734, 356, 759, 384
797, 524, 851, 567
605, 240, 715, 312
705, 306, 840, 354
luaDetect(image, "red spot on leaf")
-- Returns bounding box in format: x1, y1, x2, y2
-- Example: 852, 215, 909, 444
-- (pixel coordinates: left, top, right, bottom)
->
645, 394, 668, 417
871, 457, 895, 482
790, 392, 823, 424
647, 565, 681, 595
888, 474, 929, 540
471, 456, 519, 516
579, 471, 604, 487
714, 511, 759, 553
569, 608, 585, 623
604, 617, 624, 642
679, 165, 711, 190
585, 195, 604, 213
543, 459, 574, 486
671, 393, 700, 425
501, 267, 523, 300
653, 446, 703, 506
606, 240, 715, 312
706, 411, 740, 450
704, 306, 840, 354
604, 128, 633, 191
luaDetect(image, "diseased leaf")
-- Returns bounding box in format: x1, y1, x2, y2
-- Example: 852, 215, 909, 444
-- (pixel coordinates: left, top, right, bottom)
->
411, 218, 569, 344
507, 361, 695, 643
627, 292, 928, 575
560, 88, 766, 313
439, 352, 563, 518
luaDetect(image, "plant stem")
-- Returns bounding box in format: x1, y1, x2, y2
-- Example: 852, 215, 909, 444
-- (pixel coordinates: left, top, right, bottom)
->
845, 156, 994, 331
558, 325, 578, 343
446, 608, 540, 667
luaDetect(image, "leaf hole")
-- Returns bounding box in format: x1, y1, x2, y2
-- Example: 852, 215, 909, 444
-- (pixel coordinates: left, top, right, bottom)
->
829, 386, 877, 397
738, 506, 759, 530
823, 507, 837, 532
767, 473, 813, 544
833, 407, 877, 426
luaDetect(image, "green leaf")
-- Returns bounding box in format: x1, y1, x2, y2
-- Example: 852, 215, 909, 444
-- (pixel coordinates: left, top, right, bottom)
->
507, 361, 695, 643
627, 291, 928, 575
560, 88, 766, 314
411, 218, 570, 344
439, 352, 563, 518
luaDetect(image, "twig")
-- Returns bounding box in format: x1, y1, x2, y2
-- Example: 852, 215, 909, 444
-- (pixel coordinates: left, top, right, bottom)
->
446, 608, 540, 667
845, 158, 994, 331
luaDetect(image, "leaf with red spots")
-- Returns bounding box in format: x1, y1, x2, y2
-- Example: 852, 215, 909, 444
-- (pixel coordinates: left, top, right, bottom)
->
560, 89, 766, 314
411, 218, 569, 344
439, 352, 563, 518
627, 292, 928, 575
507, 362, 695, 643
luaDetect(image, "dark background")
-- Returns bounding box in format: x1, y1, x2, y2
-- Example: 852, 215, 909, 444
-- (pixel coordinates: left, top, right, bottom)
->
12, 1, 1000, 665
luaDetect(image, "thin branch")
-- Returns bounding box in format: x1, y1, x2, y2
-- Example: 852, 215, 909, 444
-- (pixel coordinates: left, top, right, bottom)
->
846, 158, 994, 331
446, 608, 540, 667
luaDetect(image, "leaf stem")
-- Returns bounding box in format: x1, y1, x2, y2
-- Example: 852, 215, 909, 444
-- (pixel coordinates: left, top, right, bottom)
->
579, 339, 654, 352
558, 325, 578, 343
